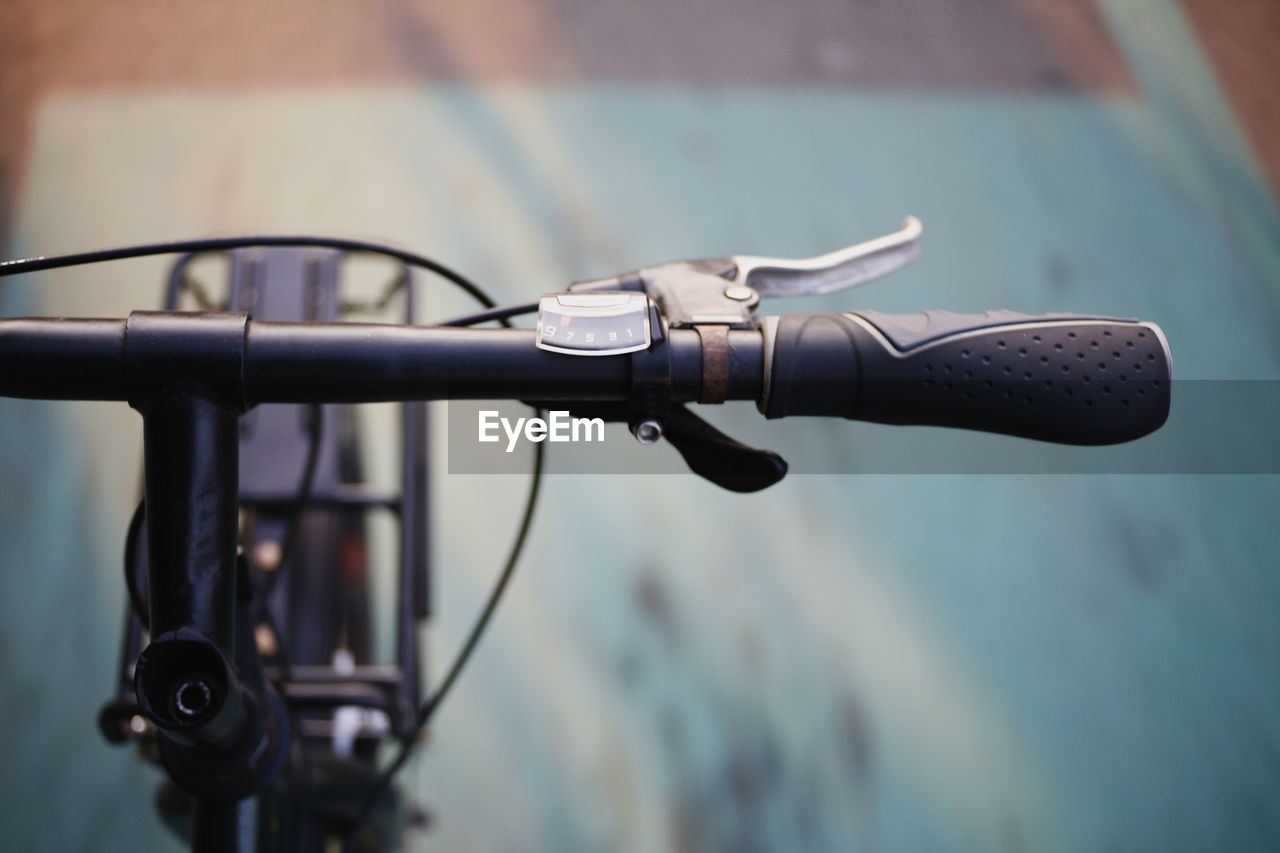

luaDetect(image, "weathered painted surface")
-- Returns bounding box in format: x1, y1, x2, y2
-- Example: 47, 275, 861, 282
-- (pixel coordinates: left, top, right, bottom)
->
1, 0, 1277, 850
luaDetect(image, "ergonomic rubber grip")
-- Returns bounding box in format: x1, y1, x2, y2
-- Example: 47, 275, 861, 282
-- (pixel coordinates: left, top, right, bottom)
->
760, 311, 1172, 445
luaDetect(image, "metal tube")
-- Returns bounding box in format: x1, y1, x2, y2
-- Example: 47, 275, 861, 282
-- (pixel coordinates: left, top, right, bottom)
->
140, 393, 241, 648
0, 317, 127, 398
245, 324, 641, 402
0, 315, 765, 404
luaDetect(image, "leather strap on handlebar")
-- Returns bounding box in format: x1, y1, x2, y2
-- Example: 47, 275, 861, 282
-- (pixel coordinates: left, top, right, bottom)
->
694, 324, 729, 404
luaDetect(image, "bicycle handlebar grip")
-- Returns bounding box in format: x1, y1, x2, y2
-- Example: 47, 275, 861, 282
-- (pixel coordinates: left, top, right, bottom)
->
761, 311, 1172, 445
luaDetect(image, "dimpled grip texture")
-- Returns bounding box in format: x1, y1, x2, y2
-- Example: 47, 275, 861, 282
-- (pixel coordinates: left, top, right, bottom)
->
763, 311, 1171, 445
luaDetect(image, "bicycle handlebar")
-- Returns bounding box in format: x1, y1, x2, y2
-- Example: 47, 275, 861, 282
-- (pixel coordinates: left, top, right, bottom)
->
0, 308, 1170, 445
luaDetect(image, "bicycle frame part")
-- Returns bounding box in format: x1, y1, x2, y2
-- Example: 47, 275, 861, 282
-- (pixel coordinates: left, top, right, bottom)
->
77, 249, 432, 851
123, 250, 429, 851
126, 311, 290, 804
216, 249, 427, 851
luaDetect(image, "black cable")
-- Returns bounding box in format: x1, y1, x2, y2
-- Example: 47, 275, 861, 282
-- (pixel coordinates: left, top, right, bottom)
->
436, 301, 539, 327
340, 424, 545, 853
0, 234, 499, 311
123, 499, 148, 627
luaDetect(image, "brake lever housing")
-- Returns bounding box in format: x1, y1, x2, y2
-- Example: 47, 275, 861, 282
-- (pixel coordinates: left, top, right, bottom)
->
569, 216, 922, 330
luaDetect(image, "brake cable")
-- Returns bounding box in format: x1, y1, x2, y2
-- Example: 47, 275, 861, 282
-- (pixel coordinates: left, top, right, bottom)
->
0, 234, 498, 310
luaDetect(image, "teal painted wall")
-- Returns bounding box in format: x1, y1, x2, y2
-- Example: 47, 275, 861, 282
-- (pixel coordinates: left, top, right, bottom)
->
1, 1, 1277, 850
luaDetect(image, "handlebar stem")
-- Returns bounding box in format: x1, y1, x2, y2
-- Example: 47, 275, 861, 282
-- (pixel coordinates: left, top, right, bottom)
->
115, 312, 288, 801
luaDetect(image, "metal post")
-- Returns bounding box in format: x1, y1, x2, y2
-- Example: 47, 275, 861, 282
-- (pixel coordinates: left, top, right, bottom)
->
140, 392, 241, 650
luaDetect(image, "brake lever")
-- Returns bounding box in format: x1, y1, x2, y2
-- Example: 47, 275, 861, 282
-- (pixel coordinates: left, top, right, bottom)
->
732, 215, 922, 297
570, 216, 923, 330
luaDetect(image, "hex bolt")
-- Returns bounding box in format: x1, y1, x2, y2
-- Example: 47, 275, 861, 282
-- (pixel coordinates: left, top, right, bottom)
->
171, 677, 215, 720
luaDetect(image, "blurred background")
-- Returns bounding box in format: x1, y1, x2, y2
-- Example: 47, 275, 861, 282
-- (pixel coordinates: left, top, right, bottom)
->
1, 0, 1278, 851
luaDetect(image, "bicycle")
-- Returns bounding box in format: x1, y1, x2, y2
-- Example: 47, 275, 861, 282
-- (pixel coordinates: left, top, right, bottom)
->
0, 217, 1172, 852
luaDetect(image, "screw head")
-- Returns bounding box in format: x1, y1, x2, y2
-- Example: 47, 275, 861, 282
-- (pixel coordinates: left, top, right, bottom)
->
171, 678, 214, 720
632, 419, 663, 445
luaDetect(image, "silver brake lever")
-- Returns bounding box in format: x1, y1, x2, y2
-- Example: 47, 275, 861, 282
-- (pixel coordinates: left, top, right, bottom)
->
732, 216, 922, 297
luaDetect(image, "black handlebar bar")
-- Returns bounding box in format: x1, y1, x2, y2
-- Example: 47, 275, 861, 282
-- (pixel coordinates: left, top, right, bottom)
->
0, 309, 1171, 445
0, 314, 755, 404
